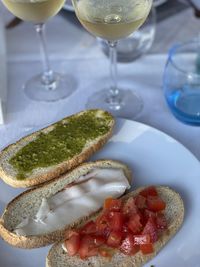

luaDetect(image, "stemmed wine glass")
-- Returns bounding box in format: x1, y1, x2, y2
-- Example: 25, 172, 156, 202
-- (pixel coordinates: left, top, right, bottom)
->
2, 0, 76, 102
72, 0, 152, 118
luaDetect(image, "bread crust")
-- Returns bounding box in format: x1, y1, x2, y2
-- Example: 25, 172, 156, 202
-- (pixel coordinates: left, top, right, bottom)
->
0, 109, 115, 188
46, 186, 184, 267
0, 160, 132, 249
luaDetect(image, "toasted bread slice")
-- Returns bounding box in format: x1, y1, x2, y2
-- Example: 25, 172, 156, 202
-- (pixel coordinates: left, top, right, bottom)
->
46, 186, 184, 267
0, 109, 114, 188
0, 160, 132, 249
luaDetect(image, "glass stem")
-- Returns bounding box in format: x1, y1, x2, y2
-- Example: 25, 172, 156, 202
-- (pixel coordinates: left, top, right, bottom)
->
34, 23, 56, 89
108, 41, 119, 96
108, 40, 119, 100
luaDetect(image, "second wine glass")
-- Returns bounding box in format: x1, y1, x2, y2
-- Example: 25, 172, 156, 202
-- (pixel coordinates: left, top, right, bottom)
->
72, 0, 152, 117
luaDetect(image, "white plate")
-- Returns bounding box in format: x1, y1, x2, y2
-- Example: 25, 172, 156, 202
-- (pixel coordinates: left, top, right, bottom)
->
0, 119, 200, 267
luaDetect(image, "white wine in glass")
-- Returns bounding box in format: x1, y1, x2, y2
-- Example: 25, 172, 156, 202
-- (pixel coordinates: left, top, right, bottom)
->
72, 0, 152, 117
2, 0, 64, 23
2, 0, 76, 102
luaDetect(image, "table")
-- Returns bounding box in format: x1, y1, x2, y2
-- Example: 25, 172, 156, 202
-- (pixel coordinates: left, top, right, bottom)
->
0, 2, 200, 161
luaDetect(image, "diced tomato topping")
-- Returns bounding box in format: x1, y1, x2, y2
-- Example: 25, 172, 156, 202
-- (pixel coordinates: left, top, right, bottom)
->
140, 186, 158, 197
144, 209, 156, 220
122, 223, 129, 234
78, 235, 96, 259
65, 229, 79, 239
64, 232, 80, 256
156, 213, 168, 230
127, 213, 142, 234
109, 212, 124, 231
133, 234, 151, 245
80, 221, 96, 234
142, 217, 158, 243
64, 186, 167, 260
147, 196, 166, 212
135, 195, 146, 209
107, 231, 123, 248
93, 236, 106, 247
120, 234, 139, 255
86, 248, 98, 257
122, 197, 138, 217
96, 212, 109, 232
140, 243, 154, 254
104, 198, 113, 209
130, 244, 140, 255
104, 198, 122, 211
96, 227, 111, 238
136, 210, 146, 226
79, 241, 99, 259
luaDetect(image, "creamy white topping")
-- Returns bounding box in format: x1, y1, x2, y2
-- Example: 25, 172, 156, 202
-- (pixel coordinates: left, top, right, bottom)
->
14, 168, 130, 236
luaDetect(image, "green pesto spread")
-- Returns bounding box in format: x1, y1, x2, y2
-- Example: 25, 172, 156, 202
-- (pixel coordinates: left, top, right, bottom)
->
9, 111, 112, 180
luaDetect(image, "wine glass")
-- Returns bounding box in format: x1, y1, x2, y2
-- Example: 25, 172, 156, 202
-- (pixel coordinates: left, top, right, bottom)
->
97, 5, 156, 63
72, 0, 152, 118
2, 0, 76, 102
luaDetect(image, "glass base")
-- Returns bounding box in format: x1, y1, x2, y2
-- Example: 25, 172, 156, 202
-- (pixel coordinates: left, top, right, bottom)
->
86, 89, 143, 119
24, 72, 77, 102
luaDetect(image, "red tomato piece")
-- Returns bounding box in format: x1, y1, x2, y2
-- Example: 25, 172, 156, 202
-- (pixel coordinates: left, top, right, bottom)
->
93, 236, 106, 247
65, 229, 79, 239
97, 227, 111, 238
86, 248, 98, 257
120, 234, 139, 255
142, 217, 158, 243
140, 186, 158, 197
133, 234, 151, 245
107, 231, 123, 248
96, 212, 109, 231
104, 198, 122, 211
140, 243, 154, 254
147, 196, 166, 212
104, 197, 113, 209
156, 213, 168, 230
127, 213, 142, 234
122, 197, 138, 217
109, 212, 124, 231
135, 195, 146, 209
95, 213, 110, 237
64, 232, 81, 256
80, 221, 96, 234
122, 223, 129, 234
144, 209, 156, 220
136, 210, 146, 227
78, 235, 95, 259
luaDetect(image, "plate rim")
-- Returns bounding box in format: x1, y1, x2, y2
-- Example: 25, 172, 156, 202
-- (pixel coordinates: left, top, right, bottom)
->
113, 118, 200, 165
